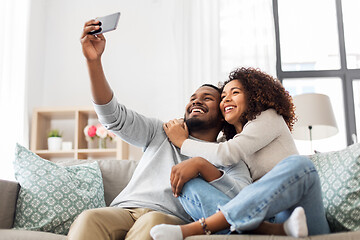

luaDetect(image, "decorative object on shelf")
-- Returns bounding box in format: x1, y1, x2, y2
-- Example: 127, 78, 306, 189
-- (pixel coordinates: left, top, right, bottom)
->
292, 93, 338, 153
61, 141, 72, 151
47, 129, 63, 151
98, 138, 107, 149
84, 124, 116, 149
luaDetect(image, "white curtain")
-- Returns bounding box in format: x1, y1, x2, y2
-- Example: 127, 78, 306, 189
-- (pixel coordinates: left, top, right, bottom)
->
174, 0, 221, 104
0, 0, 30, 180
219, 0, 276, 78
175, 0, 276, 106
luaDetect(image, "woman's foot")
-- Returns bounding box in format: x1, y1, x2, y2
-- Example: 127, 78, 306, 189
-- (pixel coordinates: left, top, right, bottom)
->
150, 224, 183, 240
283, 207, 308, 238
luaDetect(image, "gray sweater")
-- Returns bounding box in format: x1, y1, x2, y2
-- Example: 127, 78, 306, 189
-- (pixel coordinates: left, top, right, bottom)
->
93, 96, 252, 223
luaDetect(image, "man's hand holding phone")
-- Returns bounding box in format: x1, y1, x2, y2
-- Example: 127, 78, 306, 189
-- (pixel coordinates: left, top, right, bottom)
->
81, 19, 106, 62
81, 12, 120, 61
88, 12, 120, 35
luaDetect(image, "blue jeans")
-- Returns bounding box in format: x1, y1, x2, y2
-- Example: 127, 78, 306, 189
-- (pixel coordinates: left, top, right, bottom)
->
179, 155, 330, 235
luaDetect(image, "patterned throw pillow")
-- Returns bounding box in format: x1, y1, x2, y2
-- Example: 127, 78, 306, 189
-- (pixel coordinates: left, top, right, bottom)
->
13, 143, 106, 235
310, 143, 360, 232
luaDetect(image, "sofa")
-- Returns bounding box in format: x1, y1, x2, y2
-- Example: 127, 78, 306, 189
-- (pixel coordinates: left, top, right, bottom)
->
1, 154, 360, 240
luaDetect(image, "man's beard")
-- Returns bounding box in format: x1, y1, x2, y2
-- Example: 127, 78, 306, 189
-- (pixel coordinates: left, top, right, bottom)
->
185, 116, 222, 134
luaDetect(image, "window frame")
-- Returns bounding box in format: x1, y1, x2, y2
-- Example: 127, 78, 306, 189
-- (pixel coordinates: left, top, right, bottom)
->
273, 0, 358, 145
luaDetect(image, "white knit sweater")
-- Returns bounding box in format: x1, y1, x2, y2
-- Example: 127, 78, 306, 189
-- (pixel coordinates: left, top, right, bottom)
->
181, 109, 299, 181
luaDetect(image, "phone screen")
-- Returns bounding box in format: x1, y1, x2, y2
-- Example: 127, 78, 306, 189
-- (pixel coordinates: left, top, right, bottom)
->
89, 12, 121, 35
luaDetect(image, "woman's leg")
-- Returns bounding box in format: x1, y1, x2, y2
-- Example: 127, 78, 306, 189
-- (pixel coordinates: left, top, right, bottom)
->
178, 176, 303, 236
180, 206, 308, 238
178, 177, 232, 221
152, 155, 329, 239
219, 155, 330, 235
152, 175, 306, 239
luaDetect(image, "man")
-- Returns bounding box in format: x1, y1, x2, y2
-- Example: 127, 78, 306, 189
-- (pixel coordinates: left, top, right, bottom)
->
67, 19, 251, 240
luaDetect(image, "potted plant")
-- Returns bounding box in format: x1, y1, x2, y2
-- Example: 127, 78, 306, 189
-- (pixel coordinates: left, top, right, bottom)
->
47, 129, 63, 151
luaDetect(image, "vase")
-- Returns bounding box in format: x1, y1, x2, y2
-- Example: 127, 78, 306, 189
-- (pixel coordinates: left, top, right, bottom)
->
99, 138, 107, 149
87, 138, 97, 149
48, 137, 63, 151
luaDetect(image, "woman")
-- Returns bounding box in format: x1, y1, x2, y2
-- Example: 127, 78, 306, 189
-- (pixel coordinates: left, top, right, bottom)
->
151, 67, 330, 239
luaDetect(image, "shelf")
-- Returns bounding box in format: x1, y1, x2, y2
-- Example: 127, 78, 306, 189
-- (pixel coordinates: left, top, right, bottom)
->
31, 107, 129, 161
34, 150, 76, 159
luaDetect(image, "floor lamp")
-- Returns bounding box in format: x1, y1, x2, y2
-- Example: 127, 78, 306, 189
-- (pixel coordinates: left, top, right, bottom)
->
292, 93, 338, 153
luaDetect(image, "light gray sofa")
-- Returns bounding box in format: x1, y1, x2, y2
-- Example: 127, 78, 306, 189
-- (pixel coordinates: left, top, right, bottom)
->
0, 159, 359, 240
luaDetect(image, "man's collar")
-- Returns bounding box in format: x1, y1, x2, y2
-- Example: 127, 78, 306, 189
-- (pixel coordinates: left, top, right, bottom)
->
188, 135, 221, 143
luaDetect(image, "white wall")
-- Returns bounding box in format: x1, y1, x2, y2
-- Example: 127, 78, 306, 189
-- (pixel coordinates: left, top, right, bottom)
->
26, 0, 190, 159
28, 0, 185, 118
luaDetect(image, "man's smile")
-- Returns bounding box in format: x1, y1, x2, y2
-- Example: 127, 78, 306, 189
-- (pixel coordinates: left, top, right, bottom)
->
188, 106, 207, 117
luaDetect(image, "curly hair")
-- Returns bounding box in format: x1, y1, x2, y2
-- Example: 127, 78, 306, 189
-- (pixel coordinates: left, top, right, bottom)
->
221, 67, 296, 140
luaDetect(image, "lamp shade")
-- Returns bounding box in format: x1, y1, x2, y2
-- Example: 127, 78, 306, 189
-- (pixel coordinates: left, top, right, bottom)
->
292, 93, 338, 140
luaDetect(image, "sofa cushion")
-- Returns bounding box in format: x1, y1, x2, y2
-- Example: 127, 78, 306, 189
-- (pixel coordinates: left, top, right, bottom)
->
13, 144, 106, 235
57, 159, 138, 206
310, 143, 360, 232
0, 229, 66, 240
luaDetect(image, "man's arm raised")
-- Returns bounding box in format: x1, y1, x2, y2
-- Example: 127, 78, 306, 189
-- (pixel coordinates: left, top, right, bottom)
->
81, 19, 113, 105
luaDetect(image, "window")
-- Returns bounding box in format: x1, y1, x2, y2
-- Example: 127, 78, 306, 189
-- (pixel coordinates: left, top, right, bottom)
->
342, 0, 360, 69
352, 80, 360, 140
274, 0, 358, 154
278, 0, 340, 71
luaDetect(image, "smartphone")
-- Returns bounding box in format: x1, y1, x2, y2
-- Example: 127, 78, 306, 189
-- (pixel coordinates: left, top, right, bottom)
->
89, 12, 121, 35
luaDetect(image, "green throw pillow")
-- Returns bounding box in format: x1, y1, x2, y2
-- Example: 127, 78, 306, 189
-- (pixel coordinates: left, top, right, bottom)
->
310, 143, 360, 232
13, 143, 106, 235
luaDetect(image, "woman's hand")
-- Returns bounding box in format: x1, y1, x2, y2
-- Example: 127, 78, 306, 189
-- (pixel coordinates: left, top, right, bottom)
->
163, 118, 189, 148
171, 157, 223, 197
80, 19, 106, 61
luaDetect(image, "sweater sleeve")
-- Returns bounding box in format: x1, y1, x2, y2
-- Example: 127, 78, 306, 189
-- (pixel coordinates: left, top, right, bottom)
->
208, 160, 252, 198
181, 109, 284, 166
93, 95, 162, 148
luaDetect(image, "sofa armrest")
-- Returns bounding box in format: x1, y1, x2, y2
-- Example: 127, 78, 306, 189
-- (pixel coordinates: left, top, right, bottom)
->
0, 179, 20, 229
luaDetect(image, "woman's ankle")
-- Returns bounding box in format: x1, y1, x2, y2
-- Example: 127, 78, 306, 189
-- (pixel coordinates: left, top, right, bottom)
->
181, 222, 205, 238
252, 222, 286, 235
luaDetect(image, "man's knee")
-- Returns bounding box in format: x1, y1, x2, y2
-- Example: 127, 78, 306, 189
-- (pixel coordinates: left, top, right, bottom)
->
126, 211, 184, 240
74, 208, 105, 226
139, 211, 175, 225
68, 209, 107, 239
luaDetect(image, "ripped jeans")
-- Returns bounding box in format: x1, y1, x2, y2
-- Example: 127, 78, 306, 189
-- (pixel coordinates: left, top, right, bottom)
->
178, 155, 330, 235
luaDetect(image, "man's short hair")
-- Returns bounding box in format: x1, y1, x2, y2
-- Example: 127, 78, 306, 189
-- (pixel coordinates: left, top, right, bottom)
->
200, 84, 221, 94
